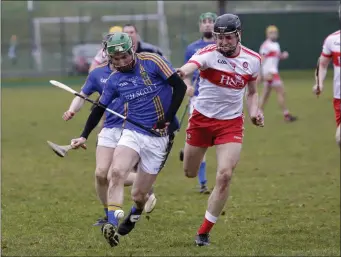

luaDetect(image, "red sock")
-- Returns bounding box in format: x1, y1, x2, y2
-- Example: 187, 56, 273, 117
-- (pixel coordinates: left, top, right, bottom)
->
197, 218, 215, 235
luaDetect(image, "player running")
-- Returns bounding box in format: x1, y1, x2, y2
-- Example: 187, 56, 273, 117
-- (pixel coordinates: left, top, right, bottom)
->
70, 32, 187, 247
258, 25, 297, 122
62, 36, 157, 227
312, 5, 340, 147
89, 26, 123, 72
177, 13, 264, 246
179, 12, 217, 195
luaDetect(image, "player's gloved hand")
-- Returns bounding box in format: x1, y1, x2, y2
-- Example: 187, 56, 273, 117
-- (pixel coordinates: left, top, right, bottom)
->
153, 120, 170, 133
312, 84, 322, 96
251, 110, 264, 127
63, 110, 75, 121
70, 137, 87, 149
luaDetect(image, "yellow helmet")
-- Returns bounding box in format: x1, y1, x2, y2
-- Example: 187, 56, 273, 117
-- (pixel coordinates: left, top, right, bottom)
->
109, 26, 123, 33
266, 25, 278, 35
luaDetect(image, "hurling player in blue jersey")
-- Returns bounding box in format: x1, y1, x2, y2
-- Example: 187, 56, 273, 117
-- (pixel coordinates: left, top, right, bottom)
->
179, 12, 217, 194
62, 37, 158, 227
70, 32, 187, 247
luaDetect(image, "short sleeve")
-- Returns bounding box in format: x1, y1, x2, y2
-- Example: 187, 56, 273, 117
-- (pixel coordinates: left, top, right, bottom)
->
187, 45, 215, 70
149, 54, 176, 80
250, 58, 262, 81
81, 72, 99, 95
321, 36, 332, 58
99, 72, 119, 106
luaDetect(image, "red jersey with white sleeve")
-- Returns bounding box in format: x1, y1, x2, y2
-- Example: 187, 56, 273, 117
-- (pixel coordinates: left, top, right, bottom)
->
188, 44, 261, 120
259, 39, 281, 75
321, 30, 340, 100
93, 48, 108, 65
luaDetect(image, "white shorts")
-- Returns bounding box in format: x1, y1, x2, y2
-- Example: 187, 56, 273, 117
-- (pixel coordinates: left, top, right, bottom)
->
97, 127, 123, 148
189, 96, 197, 115
117, 129, 169, 174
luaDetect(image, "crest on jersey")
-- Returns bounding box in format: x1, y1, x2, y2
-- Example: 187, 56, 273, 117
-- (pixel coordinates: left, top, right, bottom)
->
243, 62, 249, 70
141, 71, 148, 80
139, 65, 153, 86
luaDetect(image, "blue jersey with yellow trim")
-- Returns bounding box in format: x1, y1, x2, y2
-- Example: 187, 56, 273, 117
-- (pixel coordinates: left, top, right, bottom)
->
185, 39, 214, 96
100, 53, 176, 136
82, 63, 125, 129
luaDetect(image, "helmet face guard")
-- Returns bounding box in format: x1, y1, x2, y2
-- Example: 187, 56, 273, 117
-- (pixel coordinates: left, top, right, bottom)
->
104, 32, 135, 72
213, 30, 241, 57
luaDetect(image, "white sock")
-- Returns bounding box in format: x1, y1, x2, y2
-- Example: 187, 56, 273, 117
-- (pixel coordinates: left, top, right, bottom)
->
205, 210, 218, 223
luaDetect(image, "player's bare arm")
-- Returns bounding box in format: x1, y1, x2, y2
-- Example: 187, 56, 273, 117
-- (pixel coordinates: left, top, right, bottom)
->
177, 62, 199, 79
184, 77, 195, 97
62, 91, 88, 121
313, 55, 332, 95
71, 105, 106, 148
247, 80, 264, 127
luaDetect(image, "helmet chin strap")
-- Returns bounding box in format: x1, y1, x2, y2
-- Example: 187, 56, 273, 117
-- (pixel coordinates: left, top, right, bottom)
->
112, 52, 136, 72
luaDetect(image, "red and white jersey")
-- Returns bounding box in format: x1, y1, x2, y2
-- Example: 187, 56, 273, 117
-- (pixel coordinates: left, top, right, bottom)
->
259, 39, 281, 75
188, 44, 261, 120
321, 30, 340, 99
93, 48, 108, 65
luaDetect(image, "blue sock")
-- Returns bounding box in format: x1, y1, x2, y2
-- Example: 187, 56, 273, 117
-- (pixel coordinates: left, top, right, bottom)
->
108, 204, 122, 226
104, 207, 108, 218
107, 211, 119, 226
198, 161, 207, 186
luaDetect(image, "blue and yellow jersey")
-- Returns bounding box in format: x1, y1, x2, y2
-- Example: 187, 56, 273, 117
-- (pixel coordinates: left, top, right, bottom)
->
100, 53, 176, 136
185, 39, 214, 96
81, 62, 125, 129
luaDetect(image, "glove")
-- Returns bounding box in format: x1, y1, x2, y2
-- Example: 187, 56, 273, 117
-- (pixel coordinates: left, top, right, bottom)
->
153, 120, 169, 133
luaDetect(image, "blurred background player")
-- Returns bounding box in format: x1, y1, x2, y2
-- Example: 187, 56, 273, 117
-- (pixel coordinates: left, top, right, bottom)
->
123, 23, 164, 56
177, 13, 264, 246
89, 26, 123, 72
179, 12, 217, 194
8, 34, 17, 65
62, 36, 157, 227
258, 25, 297, 122
312, 4, 340, 147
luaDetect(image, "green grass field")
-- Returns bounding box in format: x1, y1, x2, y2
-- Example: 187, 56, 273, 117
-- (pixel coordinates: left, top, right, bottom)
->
1, 70, 340, 256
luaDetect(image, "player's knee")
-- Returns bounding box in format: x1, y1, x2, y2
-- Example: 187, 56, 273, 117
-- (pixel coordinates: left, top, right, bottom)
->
95, 166, 108, 182
110, 166, 126, 183
216, 168, 233, 191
